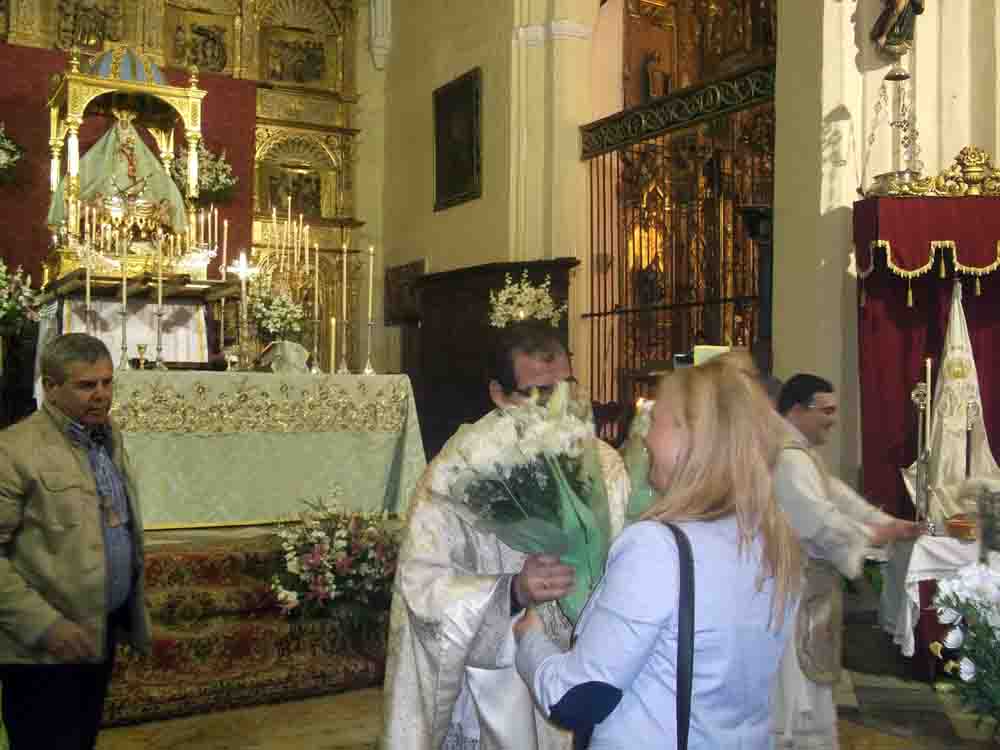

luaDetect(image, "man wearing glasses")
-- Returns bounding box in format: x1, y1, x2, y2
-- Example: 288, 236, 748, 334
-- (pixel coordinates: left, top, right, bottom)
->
772, 374, 921, 749
381, 320, 629, 750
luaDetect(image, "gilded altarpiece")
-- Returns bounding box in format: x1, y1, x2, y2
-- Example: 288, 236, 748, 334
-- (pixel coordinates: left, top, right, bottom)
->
586, 0, 776, 441
3, 0, 362, 370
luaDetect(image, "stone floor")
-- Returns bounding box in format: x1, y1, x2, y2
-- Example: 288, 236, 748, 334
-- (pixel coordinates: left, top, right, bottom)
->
96, 576, 997, 750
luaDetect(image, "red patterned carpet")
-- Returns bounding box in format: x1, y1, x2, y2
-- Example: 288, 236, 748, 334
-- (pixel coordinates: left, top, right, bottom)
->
104, 535, 388, 726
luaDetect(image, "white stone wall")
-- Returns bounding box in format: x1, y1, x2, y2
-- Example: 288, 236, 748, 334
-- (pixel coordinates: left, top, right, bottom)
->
773, 0, 999, 483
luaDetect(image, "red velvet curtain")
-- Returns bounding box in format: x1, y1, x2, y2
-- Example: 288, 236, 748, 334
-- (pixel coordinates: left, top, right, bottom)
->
0, 42, 255, 283
854, 197, 1000, 517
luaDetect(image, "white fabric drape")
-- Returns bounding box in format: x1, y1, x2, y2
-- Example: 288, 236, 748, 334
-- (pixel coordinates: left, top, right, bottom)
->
62, 297, 208, 367
902, 281, 1000, 523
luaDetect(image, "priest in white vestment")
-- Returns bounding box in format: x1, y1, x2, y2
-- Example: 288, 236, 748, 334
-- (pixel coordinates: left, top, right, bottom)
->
771, 374, 922, 750
379, 323, 629, 750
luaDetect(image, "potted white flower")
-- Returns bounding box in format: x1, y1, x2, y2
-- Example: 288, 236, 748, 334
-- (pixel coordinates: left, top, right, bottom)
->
0, 124, 24, 184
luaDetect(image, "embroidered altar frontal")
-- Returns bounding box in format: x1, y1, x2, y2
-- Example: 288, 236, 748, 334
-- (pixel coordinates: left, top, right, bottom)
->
110, 372, 426, 528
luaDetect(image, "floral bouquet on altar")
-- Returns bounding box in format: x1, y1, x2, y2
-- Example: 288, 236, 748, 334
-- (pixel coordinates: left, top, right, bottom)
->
170, 140, 238, 203
930, 562, 1000, 738
0, 124, 23, 183
270, 493, 400, 618
431, 380, 612, 624
248, 276, 306, 342
0, 259, 37, 335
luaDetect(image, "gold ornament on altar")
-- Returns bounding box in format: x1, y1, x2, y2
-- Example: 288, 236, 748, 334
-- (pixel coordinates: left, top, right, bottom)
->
868, 146, 1000, 198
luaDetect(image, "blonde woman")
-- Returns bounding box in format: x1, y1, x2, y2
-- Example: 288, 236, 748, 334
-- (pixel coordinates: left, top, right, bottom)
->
514, 355, 801, 749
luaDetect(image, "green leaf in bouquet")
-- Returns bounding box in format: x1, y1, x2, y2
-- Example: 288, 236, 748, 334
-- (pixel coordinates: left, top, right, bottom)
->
547, 455, 608, 624
474, 517, 570, 556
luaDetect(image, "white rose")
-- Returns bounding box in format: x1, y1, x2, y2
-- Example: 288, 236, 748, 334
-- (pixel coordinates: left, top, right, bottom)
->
942, 626, 964, 650
937, 607, 961, 625
959, 657, 976, 682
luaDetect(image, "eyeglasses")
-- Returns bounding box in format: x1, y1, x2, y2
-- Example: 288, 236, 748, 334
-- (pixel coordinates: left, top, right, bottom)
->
513, 377, 578, 400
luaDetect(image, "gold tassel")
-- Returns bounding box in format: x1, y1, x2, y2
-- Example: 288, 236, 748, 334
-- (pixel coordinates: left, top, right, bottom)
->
860, 285, 866, 307
976, 276, 982, 296
940, 255, 947, 278
907, 280, 914, 307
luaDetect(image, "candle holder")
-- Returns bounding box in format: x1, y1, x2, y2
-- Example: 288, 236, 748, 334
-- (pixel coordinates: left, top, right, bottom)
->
362, 320, 376, 376
154, 309, 168, 370
310, 318, 323, 374
136, 344, 148, 370
117, 309, 132, 371
83, 303, 94, 336
337, 318, 350, 374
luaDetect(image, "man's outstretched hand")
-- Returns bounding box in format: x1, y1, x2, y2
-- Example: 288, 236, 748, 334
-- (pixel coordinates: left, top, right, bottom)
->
512, 554, 575, 609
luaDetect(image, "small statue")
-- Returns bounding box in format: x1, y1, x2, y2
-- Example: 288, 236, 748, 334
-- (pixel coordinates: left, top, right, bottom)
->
640, 51, 671, 104
871, 0, 925, 58
174, 24, 187, 64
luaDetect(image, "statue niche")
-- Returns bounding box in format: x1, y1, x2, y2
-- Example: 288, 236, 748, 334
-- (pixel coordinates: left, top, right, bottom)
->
57, 0, 123, 51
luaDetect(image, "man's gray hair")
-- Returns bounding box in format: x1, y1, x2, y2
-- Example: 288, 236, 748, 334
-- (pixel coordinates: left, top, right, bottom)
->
40, 333, 112, 385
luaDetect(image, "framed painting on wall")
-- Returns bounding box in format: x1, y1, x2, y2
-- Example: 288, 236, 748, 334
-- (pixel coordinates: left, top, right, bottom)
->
384, 260, 426, 325
433, 67, 482, 211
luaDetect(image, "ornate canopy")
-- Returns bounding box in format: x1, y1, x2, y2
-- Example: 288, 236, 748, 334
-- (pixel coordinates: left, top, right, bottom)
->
47, 46, 208, 238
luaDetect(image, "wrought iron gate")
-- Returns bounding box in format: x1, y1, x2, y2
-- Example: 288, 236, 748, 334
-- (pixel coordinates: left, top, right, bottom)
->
584, 64, 775, 442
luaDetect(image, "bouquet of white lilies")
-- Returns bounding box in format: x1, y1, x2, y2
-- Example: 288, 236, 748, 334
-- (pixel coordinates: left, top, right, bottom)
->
931, 561, 1000, 738
431, 380, 611, 624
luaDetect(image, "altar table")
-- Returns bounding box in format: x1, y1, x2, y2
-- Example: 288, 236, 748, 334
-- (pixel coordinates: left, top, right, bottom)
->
110, 371, 426, 528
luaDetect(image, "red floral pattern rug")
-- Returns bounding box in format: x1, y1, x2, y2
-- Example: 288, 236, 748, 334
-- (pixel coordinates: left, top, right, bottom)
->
104, 536, 387, 726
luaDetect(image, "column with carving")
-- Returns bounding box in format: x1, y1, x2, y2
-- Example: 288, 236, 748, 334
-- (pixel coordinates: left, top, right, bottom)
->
242, 0, 257, 80
368, 0, 391, 71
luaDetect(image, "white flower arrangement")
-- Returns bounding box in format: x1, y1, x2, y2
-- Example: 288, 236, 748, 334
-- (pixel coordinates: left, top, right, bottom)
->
0, 259, 38, 332
248, 276, 306, 342
269, 492, 400, 618
488, 271, 567, 328
170, 140, 238, 201
430, 380, 607, 623
931, 561, 1000, 738
0, 123, 24, 181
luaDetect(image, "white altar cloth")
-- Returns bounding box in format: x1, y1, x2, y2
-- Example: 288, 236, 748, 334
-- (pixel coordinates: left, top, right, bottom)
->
878, 536, 982, 656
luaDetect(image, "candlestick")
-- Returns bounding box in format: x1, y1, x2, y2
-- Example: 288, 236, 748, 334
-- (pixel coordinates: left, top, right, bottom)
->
84, 247, 92, 334
118, 232, 131, 370
367, 245, 375, 323
925, 357, 932, 451
213, 206, 219, 250
157, 240, 164, 307
341, 243, 348, 321
313, 243, 320, 319
329, 316, 336, 373
220, 297, 226, 358
363, 320, 376, 376
222, 219, 228, 278
338, 317, 349, 374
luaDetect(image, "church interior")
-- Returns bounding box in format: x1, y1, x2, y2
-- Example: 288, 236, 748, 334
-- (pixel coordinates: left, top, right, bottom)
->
1, 0, 1000, 748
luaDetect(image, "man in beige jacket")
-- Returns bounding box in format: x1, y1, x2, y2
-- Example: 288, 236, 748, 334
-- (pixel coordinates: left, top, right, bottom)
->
0, 333, 151, 749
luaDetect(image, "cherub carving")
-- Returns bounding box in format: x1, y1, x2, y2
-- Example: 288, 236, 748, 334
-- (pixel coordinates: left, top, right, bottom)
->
871, 0, 925, 57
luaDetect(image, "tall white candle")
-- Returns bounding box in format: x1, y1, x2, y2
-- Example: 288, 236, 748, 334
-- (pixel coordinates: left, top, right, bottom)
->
213, 206, 219, 249
341, 243, 348, 320
367, 245, 375, 322
84, 248, 91, 311
222, 220, 228, 278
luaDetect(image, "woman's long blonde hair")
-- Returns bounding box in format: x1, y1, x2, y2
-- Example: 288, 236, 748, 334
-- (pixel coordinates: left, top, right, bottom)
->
640, 352, 802, 625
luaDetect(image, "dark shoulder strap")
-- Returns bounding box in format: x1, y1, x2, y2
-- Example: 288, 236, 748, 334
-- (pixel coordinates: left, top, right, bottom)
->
666, 522, 695, 750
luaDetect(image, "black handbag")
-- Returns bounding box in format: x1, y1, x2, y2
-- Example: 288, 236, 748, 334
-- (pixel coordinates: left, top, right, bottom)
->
666, 522, 695, 750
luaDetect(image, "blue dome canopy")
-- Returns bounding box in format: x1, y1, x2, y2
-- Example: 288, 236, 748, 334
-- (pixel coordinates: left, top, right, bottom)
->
87, 47, 166, 86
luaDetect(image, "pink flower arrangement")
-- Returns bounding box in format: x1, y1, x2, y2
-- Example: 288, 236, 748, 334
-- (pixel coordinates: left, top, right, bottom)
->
270, 496, 400, 618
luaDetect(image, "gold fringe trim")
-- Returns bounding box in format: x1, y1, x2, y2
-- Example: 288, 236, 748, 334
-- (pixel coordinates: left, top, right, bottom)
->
907, 279, 913, 307
867, 239, 1000, 278
977, 276, 982, 295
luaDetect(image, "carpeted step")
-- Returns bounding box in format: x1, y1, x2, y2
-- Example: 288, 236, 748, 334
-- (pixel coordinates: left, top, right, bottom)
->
106, 608, 388, 726
146, 583, 276, 624
103, 532, 392, 727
